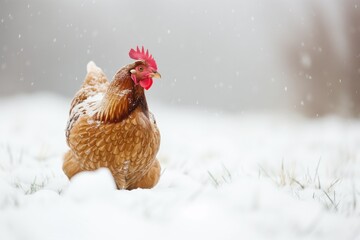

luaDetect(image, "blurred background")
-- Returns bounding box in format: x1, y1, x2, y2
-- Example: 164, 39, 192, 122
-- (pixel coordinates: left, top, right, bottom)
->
0, 0, 359, 117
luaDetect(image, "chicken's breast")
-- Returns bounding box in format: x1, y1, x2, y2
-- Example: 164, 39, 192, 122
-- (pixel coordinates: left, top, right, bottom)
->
67, 104, 160, 189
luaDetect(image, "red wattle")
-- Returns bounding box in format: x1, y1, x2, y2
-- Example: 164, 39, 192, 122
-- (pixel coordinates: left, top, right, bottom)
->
131, 74, 138, 85
140, 78, 153, 90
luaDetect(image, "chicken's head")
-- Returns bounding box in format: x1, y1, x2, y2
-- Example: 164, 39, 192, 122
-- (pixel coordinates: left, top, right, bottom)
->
129, 46, 161, 90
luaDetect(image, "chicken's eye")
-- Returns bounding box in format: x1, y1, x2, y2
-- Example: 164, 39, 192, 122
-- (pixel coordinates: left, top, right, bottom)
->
138, 67, 144, 72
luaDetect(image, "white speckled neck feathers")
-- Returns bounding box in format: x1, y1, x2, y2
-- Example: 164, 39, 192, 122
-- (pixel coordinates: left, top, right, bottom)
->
96, 63, 149, 122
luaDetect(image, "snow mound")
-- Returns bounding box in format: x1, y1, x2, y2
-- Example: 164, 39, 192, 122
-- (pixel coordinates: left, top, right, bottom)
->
64, 168, 117, 201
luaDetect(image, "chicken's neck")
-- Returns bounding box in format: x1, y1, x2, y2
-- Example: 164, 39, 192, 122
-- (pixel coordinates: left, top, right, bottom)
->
97, 66, 149, 122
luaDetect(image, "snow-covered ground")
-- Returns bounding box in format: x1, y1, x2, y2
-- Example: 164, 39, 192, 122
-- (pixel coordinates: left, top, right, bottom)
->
0, 93, 359, 240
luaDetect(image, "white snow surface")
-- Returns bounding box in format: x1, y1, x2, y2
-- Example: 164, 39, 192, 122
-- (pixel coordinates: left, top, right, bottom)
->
0, 93, 360, 240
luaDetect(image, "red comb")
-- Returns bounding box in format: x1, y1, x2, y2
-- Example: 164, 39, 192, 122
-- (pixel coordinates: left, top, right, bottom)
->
129, 46, 158, 70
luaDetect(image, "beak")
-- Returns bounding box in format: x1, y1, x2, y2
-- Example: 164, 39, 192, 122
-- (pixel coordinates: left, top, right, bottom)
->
150, 71, 161, 79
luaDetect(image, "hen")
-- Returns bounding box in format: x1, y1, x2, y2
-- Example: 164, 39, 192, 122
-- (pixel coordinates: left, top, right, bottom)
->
63, 47, 161, 190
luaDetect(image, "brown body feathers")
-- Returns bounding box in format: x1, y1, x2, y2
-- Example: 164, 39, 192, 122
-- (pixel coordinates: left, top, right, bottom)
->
63, 61, 161, 190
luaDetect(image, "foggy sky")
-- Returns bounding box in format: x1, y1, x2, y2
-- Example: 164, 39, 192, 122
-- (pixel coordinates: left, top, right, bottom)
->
0, 0, 357, 114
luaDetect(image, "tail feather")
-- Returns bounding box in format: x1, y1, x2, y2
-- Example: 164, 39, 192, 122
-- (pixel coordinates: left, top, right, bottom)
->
83, 61, 108, 88
68, 61, 109, 114
87, 61, 99, 73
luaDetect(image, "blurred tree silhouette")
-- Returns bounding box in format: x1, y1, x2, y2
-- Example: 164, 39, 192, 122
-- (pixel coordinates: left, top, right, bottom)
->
345, 1, 360, 117
285, 1, 360, 117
